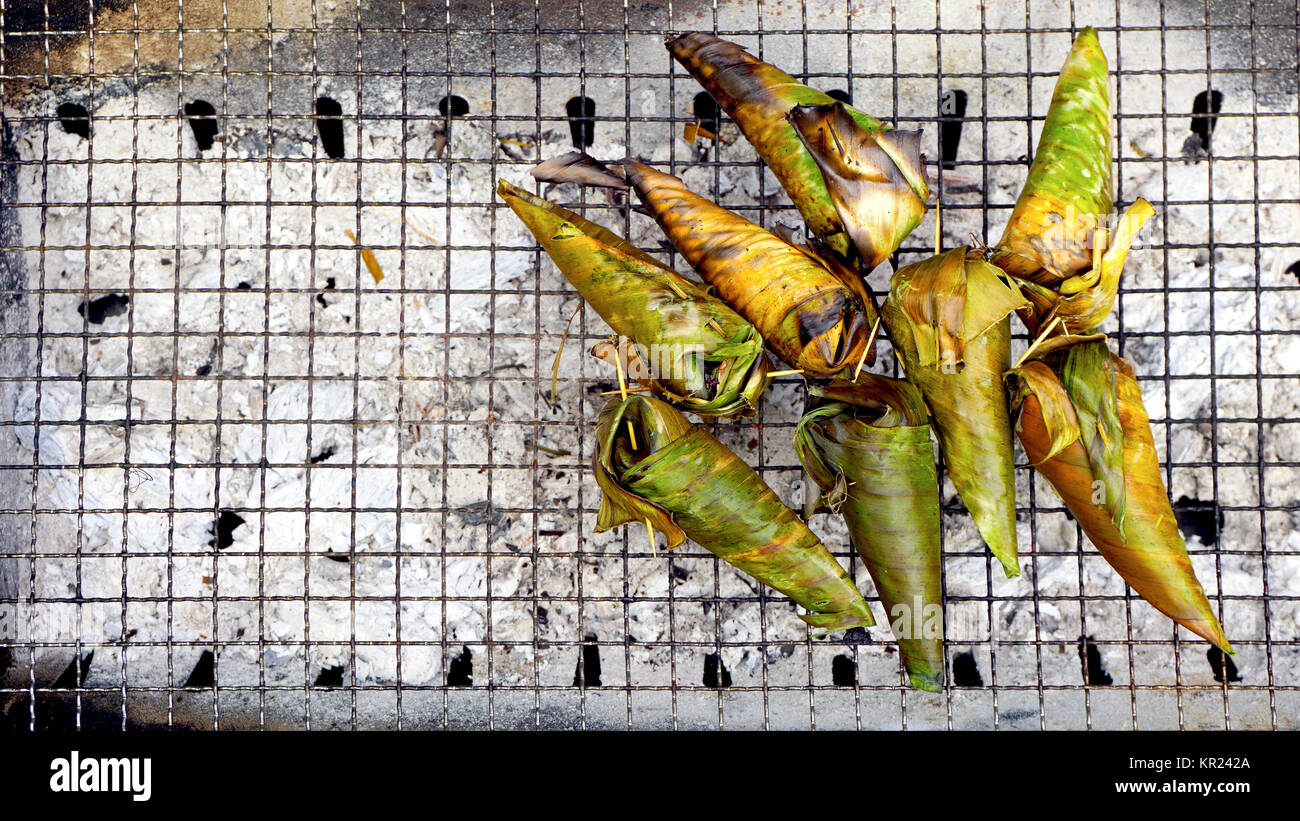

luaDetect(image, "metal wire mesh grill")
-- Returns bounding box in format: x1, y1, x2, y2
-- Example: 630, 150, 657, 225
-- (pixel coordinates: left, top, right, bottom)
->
0, 0, 1297, 730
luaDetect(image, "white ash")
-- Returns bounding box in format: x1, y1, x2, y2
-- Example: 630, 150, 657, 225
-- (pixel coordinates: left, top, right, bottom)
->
1, 2, 1297, 729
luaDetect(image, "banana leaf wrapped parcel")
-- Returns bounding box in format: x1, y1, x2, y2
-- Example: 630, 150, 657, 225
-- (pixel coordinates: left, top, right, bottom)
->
794, 377, 944, 690
787, 101, 929, 271
595, 393, 875, 633
1007, 337, 1231, 652
992, 25, 1154, 334
498, 180, 771, 418
667, 32, 929, 265
881, 246, 1029, 577
533, 153, 878, 379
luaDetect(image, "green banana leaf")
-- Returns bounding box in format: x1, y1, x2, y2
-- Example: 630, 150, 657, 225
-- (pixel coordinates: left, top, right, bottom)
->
595, 393, 875, 634
992, 26, 1154, 334
667, 32, 928, 264
794, 376, 944, 690
881, 247, 1028, 577
533, 153, 878, 378
1007, 336, 1231, 652
499, 179, 771, 417
787, 101, 928, 271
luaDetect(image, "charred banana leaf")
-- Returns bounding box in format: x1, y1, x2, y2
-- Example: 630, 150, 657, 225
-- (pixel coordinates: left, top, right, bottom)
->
667, 32, 929, 263
881, 247, 1029, 577
1007, 337, 1231, 652
533, 153, 877, 378
595, 394, 875, 633
794, 376, 944, 690
787, 102, 928, 271
620, 158, 877, 378
992, 26, 1154, 334
498, 180, 771, 417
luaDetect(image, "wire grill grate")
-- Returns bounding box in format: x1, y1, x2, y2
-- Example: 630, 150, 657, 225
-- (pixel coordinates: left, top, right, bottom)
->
0, 0, 1297, 730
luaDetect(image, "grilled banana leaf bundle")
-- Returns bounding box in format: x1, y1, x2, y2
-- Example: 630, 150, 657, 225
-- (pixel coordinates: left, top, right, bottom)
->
534, 153, 878, 379
1007, 337, 1231, 652
881, 246, 1028, 578
993, 25, 1154, 335
794, 376, 944, 690
667, 32, 929, 267
595, 393, 875, 633
498, 180, 771, 418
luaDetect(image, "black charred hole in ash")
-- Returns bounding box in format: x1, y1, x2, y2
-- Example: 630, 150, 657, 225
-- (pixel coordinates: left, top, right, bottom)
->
1191, 89, 1224, 151
438, 94, 469, 119
1207, 646, 1242, 683
1286, 260, 1300, 283
310, 444, 336, 464
566, 95, 596, 150
831, 654, 857, 687
235, 280, 252, 290
573, 635, 603, 687
1173, 495, 1222, 547
692, 91, 722, 136
209, 510, 246, 550
52, 651, 94, 689
939, 89, 968, 170
826, 88, 852, 104
703, 652, 732, 688
837, 626, 871, 645
952, 651, 983, 687
77, 293, 129, 324
447, 647, 473, 686
56, 102, 90, 139
185, 99, 219, 152
316, 275, 336, 309
184, 650, 216, 688
315, 96, 346, 159
325, 550, 350, 563
313, 664, 345, 687
1079, 637, 1113, 686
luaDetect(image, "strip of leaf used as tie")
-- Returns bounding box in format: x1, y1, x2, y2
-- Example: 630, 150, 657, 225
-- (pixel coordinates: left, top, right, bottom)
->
787, 101, 929, 272
793, 376, 944, 690
992, 26, 1155, 335
532, 153, 877, 379
666, 32, 929, 265
498, 180, 771, 418
881, 246, 1029, 577
595, 393, 875, 634
1006, 335, 1231, 653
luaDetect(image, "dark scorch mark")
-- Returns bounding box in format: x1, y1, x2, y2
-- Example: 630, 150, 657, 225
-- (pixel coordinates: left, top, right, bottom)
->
446, 647, 472, 686
77, 293, 129, 324
1079, 636, 1113, 686
952, 651, 983, 687
831, 654, 857, 687
573, 636, 602, 687
702, 652, 732, 688
209, 510, 245, 550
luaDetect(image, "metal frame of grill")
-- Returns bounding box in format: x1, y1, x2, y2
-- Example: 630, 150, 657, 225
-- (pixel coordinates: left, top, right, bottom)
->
0, 0, 1297, 731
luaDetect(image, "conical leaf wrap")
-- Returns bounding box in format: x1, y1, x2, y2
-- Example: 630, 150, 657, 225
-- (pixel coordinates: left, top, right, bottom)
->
498, 180, 770, 417
881, 247, 1028, 577
667, 32, 928, 263
1008, 340, 1231, 652
595, 394, 875, 633
617, 158, 876, 378
787, 102, 929, 271
993, 27, 1153, 334
994, 27, 1112, 286
794, 377, 944, 690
